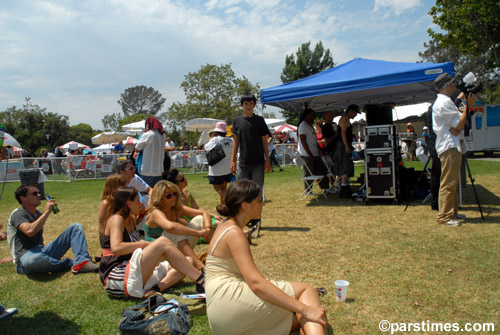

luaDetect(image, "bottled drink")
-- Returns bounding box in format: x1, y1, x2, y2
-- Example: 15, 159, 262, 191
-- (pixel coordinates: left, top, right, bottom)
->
45, 194, 60, 214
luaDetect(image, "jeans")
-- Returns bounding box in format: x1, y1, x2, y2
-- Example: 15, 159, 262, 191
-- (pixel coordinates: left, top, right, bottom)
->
238, 164, 265, 189
18, 223, 91, 274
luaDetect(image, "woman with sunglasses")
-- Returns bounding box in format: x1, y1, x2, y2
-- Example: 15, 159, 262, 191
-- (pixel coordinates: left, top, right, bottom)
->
145, 180, 212, 271
165, 169, 222, 237
97, 174, 129, 247
206, 180, 327, 335
99, 187, 204, 298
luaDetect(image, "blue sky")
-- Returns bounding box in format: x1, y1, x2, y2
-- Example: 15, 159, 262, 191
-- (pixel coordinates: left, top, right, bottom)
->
0, 0, 438, 129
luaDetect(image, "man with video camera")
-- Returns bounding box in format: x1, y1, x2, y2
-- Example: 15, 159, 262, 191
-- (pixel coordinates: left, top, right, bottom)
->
432, 73, 476, 226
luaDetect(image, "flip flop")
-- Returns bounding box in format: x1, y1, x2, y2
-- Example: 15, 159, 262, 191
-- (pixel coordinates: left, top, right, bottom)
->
0, 307, 18, 320
316, 287, 327, 297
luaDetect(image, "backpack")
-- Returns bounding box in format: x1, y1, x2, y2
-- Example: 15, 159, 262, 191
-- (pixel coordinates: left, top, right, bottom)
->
119, 294, 192, 335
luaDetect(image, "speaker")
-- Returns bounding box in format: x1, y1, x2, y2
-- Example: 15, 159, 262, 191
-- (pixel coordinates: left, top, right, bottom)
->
365, 104, 393, 126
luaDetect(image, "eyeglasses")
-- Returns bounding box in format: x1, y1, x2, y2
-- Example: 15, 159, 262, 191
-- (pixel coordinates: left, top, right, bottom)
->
165, 192, 178, 199
125, 166, 136, 171
31, 191, 41, 196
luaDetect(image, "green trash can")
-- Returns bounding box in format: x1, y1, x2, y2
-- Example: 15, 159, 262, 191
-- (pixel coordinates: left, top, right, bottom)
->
18, 168, 45, 200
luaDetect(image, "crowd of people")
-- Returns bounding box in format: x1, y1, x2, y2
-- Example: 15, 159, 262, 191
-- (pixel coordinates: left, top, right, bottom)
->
2, 97, 329, 334
1, 73, 474, 331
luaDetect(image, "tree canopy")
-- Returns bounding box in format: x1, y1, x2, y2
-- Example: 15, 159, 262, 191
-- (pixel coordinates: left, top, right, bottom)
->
117, 85, 166, 117
0, 98, 73, 154
280, 41, 334, 84
425, 0, 500, 103
161, 63, 260, 132
279, 41, 335, 124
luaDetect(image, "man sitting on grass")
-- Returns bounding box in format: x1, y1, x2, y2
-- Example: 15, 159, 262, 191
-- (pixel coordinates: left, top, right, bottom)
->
7, 185, 98, 275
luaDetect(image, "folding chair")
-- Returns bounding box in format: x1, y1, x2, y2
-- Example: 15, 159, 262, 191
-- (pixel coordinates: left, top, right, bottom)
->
293, 157, 327, 201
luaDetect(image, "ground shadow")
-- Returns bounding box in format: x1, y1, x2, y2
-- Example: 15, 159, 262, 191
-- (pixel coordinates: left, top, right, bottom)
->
27, 270, 68, 282
1, 311, 80, 335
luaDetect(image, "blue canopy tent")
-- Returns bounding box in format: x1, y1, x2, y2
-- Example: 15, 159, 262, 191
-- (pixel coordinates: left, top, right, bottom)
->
260, 58, 455, 112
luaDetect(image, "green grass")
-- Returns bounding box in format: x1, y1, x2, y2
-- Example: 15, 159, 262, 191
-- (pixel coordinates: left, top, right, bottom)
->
1, 158, 499, 334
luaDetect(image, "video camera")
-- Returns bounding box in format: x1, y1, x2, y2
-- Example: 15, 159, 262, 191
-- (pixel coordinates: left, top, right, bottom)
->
457, 72, 482, 136
457, 72, 483, 97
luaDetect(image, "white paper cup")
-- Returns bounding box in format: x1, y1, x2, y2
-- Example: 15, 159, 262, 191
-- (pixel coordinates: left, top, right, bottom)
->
335, 280, 349, 302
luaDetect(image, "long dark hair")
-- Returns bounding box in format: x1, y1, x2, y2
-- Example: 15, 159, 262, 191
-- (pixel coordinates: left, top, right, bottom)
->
297, 108, 315, 135
113, 187, 138, 219
216, 180, 261, 218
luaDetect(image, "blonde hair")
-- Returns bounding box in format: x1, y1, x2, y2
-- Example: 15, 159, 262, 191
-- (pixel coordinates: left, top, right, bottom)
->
149, 180, 182, 213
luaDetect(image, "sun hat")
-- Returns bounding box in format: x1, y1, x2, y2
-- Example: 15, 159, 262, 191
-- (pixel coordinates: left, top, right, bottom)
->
434, 73, 455, 91
212, 121, 227, 134
423, 126, 429, 130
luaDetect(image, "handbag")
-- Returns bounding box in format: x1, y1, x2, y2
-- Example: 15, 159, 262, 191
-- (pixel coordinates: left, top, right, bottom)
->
206, 143, 225, 166
119, 293, 192, 335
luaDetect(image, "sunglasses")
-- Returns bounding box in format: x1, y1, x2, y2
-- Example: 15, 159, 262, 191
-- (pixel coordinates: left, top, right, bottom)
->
165, 192, 178, 199
125, 166, 136, 171
177, 176, 185, 183
31, 191, 41, 196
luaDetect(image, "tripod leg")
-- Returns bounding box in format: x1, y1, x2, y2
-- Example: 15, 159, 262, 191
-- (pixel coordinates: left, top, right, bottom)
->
464, 157, 485, 221
404, 156, 431, 211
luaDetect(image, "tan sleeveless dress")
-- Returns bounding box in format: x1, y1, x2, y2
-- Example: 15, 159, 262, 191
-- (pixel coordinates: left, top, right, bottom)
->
206, 226, 295, 335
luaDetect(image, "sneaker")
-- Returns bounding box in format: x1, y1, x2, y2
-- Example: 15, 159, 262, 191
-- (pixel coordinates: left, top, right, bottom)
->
331, 186, 340, 194
443, 220, 462, 227
456, 213, 467, 220
72, 260, 99, 275
0, 307, 18, 320
324, 188, 336, 195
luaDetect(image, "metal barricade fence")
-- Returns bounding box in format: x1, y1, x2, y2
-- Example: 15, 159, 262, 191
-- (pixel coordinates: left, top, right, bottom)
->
0, 146, 298, 183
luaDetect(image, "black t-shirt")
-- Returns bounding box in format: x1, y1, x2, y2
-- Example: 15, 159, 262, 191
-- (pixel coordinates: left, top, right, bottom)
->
322, 122, 337, 153
232, 114, 270, 166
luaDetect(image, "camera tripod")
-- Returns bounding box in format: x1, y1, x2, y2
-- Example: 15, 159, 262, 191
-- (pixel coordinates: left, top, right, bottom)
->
404, 153, 485, 221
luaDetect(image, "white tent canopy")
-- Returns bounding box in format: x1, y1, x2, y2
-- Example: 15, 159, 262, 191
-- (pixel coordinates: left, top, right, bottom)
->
92, 143, 113, 153
265, 118, 286, 128
122, 120, 146, 136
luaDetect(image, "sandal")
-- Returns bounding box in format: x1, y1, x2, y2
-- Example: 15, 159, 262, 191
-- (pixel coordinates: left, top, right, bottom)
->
316, 287, 327, 297
196, 268, 205, 294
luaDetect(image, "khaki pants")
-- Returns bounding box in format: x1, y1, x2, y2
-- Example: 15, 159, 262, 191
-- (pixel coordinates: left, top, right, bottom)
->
437, 148, 462, 224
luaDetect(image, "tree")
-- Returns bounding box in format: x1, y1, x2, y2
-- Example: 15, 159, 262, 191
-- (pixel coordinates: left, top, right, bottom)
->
117, 85, 166, 117
427, 0, 500, 79
280, 41, 335, 124
68, 123, 94, 147
280, 41, 334, 83
161, 64, 260, 132
102, 113, 122, 131
0, 98, 72, 154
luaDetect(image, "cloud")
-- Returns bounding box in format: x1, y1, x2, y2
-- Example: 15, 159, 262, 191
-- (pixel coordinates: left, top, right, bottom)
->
0, 0, 435, 129
374, 0, 423, 15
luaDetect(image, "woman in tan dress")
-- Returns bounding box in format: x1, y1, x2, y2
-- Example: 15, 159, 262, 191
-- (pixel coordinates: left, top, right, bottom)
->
206, 180, 327, 335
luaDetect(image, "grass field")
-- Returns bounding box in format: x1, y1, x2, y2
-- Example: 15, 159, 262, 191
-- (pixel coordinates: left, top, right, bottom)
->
0, 158, 499, 334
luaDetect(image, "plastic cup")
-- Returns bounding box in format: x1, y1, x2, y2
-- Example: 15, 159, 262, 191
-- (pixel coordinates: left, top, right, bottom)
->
335, 280, 349, 302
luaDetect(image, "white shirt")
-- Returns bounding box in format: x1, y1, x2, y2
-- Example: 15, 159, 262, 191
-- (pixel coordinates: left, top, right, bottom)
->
297, 121, 319, 157
135, 129, 166, 176
165, 140, 175, 148
432, 93, 463, 156
204, 136, 233, 176
128, 174, 150, 207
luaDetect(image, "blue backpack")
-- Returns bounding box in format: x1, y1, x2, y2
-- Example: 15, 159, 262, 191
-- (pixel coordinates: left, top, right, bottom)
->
119, 294, 192, 335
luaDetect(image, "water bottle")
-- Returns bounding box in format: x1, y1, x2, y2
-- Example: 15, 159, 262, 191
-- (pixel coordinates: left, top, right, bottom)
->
45, 194, 60, 214
0, 124, 4, 147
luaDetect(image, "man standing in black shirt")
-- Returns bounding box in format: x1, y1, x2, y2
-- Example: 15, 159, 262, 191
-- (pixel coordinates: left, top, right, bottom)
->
231, 93, 271, 238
